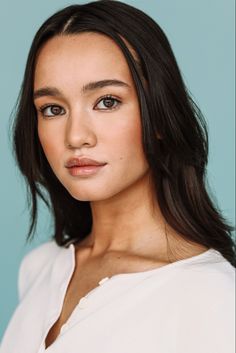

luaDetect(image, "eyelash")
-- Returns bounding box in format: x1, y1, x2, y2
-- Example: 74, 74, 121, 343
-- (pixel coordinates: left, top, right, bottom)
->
38, 95, 122, 118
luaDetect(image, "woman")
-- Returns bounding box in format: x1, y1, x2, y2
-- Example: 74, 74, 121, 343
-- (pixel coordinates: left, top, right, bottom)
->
1, 1, 235, 352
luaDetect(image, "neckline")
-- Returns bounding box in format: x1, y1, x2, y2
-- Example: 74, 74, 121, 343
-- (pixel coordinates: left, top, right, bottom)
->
69, 244, 219, 280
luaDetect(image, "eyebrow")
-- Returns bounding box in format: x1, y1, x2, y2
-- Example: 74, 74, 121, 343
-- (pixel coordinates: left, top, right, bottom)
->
33, 79, 131, 100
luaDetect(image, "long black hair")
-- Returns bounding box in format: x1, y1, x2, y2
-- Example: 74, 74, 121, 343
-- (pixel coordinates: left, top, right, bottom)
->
13, 0, 235, 266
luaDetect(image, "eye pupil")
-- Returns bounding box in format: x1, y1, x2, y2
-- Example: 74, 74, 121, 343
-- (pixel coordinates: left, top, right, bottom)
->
51, 106, 61, 115
103, 98, 114, 108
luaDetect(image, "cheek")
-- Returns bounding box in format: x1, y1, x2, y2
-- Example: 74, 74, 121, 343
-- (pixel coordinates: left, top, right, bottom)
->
114, 115, 143, 158
37, 121, 63, 164
105, 114, 148, 179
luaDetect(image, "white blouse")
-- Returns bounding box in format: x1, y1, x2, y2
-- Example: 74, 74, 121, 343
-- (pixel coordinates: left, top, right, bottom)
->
0, 240, 235, 353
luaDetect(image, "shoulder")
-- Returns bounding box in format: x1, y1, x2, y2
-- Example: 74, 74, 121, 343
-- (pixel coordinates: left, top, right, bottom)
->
177, 249, 234, 291
171, 250, 235, 352
148, 248, 235, 306
172, 249, 235, 305
18, 240, 62, 301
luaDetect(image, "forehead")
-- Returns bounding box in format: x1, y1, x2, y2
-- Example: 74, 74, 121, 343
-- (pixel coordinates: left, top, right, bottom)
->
34, 33, 134, 87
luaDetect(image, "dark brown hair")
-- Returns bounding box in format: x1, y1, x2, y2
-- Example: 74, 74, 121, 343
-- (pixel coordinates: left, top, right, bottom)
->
13, 0, 235, 266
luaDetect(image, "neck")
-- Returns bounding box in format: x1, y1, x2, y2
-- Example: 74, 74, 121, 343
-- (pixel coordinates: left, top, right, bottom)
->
82, 173, 170, 257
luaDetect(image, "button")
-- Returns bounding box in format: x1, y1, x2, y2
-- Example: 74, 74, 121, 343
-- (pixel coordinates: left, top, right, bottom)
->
98, 277, 110, 285
78, 296, 88, 309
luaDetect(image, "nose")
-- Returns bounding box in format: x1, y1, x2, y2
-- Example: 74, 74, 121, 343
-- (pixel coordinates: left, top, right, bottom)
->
65, 110, 97, 149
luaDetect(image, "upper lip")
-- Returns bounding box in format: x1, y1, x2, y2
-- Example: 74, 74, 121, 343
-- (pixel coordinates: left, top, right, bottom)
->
65, 157, 107, 168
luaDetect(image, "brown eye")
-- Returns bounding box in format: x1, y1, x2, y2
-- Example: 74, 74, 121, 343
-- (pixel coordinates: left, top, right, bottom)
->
40, 105, 65, 117
103, 98, 115, 108
95, 96, 121, 110
51, 106, 62, 115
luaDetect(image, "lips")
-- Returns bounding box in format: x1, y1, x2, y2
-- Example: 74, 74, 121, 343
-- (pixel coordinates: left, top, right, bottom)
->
65, 157, 107, 168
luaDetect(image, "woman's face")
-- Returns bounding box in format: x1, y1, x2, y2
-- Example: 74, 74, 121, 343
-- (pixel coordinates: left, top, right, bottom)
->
34, 33, 150, 201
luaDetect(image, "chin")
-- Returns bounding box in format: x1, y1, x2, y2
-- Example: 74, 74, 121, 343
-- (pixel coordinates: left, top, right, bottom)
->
65, 185, 111, 202
65, 180, 130, 202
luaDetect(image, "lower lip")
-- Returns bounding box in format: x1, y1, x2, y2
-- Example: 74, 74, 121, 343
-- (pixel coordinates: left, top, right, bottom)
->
67, 164, 106, 177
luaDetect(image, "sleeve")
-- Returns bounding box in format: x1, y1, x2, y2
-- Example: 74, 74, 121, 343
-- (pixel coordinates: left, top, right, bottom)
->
18, 252, 30, 301
17, 240, 60, 301
175, 265, 235, 353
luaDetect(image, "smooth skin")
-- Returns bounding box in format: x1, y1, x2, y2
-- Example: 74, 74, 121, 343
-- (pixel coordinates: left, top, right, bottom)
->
34, 32, 206, 261
34, 33, 208, 348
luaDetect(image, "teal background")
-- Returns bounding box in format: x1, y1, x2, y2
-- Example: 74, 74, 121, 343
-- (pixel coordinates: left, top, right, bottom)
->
0, 0, 235, 340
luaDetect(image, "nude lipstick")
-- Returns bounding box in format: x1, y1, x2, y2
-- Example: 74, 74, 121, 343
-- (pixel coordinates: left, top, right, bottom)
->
65, 157, 107, 177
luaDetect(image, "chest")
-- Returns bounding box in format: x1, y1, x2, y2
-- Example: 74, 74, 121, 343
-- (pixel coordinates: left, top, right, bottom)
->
44, 253, 169, 349
44, 266, 109, 349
